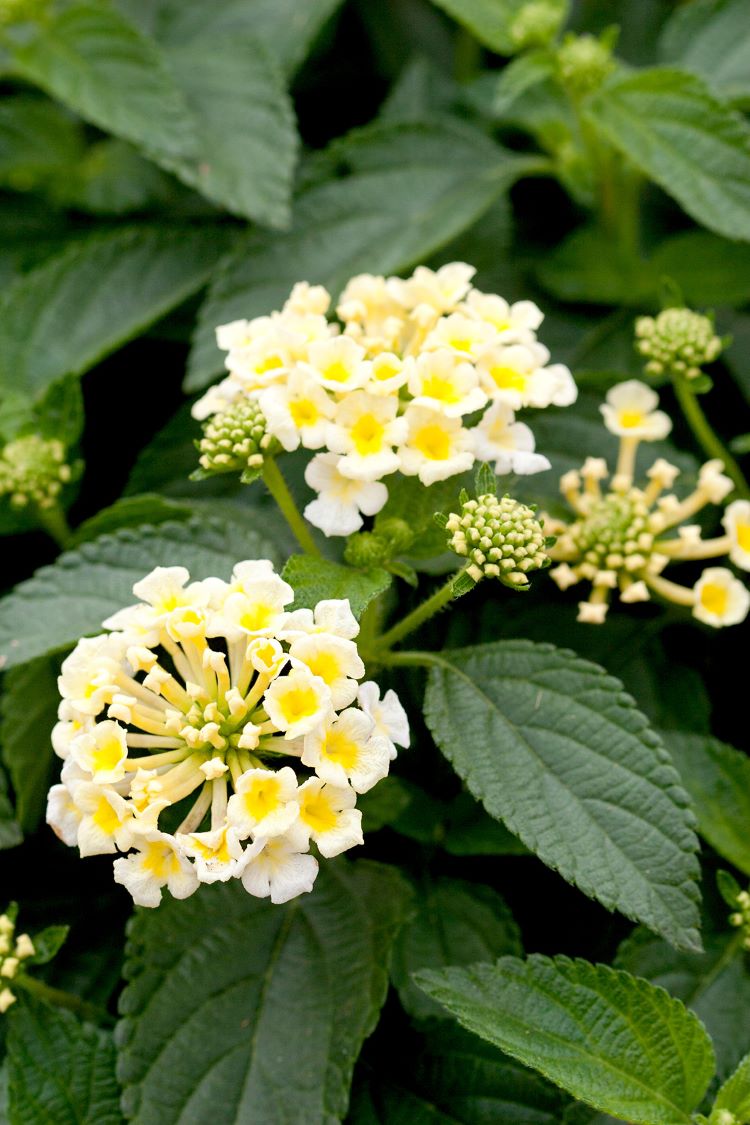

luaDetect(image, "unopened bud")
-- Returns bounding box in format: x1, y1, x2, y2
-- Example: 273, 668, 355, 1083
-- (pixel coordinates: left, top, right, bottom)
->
635, 308, 722, 381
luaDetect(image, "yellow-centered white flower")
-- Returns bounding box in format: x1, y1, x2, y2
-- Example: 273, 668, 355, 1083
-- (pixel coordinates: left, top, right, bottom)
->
724, 500, 750, 570
600, 381, 672, 440
692, 567, 750, 627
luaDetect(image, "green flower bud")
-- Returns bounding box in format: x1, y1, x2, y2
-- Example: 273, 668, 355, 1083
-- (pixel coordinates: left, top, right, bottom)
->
0, 435, 72, 510
197, 399, 276, 476
344, 531, 391, 568
445, 493, 549, 588
556, 33, 615, 98
635, 308, 723, 381
510, 1, 564, 50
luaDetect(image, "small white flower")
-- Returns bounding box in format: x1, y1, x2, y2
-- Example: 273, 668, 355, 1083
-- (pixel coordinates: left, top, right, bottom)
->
723, 499, 750, 571
70, 720, 128, 783
46, 783, 82, 846
475, 342, 552, 408
302, 708, 391, 792
281, 599, 359, 642
465, 289, 543, 338
600, 381, 672, 440
357, 681, 410, 753
389, 263, 476, 313
226, 766, 300, 839
398, 405, 474, 485
263, 665, 332, 739
472, 402, 550, 475
365, 353, 411, 396
407, 349, 486, 417
283, 281, 331, 317
176, 825, 248, 884
215, 578, 292, 639
424, 312, 497, 358
692, 567, 750, 627
69, 781, 132, 857
326, 391, 407, 481
241, 835, 318, 904
57, 635, 126, 716
294, 778, 363, 857
698, 459, 734, 504
51, 707, 95, 759
304, 336, 370, 392
190, 375, 243, 422
304, 452, 388, 536
289, 633, 364, 708
258, 369, 335, 451
113, 832, 199, 907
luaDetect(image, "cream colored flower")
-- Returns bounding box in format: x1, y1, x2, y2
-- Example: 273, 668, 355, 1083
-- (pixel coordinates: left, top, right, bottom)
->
326, 391, 407, 480
407, 349, 486, 417
304, 452, 388, 536
398, 405, 474, 485
693, 567, 750, 627
600, 381, 672, 440
723, 500, 750, 570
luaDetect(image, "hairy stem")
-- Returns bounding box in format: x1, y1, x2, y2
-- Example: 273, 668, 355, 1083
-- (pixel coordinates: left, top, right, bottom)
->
373, 574, 459, 653
672, 375, 750, 500
261, 458, 322, 556
15, 975, 114, 1026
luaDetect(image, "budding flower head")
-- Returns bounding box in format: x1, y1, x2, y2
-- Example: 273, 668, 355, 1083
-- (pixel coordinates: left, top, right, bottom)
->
0, 904, 36, 1015
441, 466, 551, 590
195, 399, 276, 480
0, 434, 72, 510
635, 307, 723, 382
556, 31, 616, 98
510, 0, 565, 49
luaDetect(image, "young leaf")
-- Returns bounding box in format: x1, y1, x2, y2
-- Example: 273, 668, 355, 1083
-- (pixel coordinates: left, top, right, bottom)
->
415, 955, 716, 1124
585, 68, 750, 243
391, 877, 521, 1019
0, 516, 279, 670
6, 996, 120, 1125
117, 862, 412, 1124
0, 225, 231, 398
186, 121, 536, 389
658, 0, 750, 104
616, 923, 750, 1080
281, 555, 392, 619
0, 651, 61, 832
27, 924, 70, 965
423, 642, 701, 950
7, 3, 197, 161
663, 732, 750, 876
713, 1051, 750, 1119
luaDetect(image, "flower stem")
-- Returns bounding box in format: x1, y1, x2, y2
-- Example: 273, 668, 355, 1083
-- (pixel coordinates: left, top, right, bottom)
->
15, 974, 114, 1026
672, 374, 750, 500
261, 458, 322, 557
373, 573, 459, 653
36, 503, 73, 549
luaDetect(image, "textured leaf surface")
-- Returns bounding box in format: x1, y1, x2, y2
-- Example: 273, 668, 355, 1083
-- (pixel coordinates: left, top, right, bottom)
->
8, 3, 196, 161
0, 517, 278, 670
282, 556, 391, 619
586, 68, 750, 241
616, 923, 750, 1079
714, 1052, 750, 1117
659, 0, 750, 102
424, 642, 701, 949
0, 95, 83, 189
664, 731, 750, 875
0, 652, 61, 832
415, 955, 715, 1123
116, 862, 411, 1124
6, 996, 121, 1125
0, 226, 230, 397
187, 121, 533, 388
391, 877, 521, 1018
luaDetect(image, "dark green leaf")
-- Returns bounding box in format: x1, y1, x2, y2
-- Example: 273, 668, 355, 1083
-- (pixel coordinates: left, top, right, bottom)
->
0, 651, 61, 832
0, 95, 83, 192
358, 776, 412, 832
282, 555, 392, 619
415, 955, 715, 1124
117, 862, 412, 1124
28, 924, 69, 966
659, 0, 750, 103
424, 642, 701, 950
650, 230, 750, 307
69, 494, 194, 546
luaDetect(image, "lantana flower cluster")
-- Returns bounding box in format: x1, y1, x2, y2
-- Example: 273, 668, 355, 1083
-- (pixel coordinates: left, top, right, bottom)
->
546, 380, 750, 626
192, 263, 577, 536
46, 561, 408, 907
0, 908, 35, 1013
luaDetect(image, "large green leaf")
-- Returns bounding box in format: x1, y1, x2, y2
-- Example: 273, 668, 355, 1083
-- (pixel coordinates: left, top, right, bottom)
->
6, 996, 121, 1125
117, 862, 412, 1124
423, 642, 701, 950
0, 95, 83, 192
6, 3, 196, 161
426, 0, 568, 54
585, 68, 750, 242
663, 732, 750, 876
616, 923, 750, 1080
659, 0, 750, 103
186, 121, 535, 388
282, 555, 392, 619
0, 651, 61, 833
391, 877, 521, 1018
415, 955, 716, 1124
0, 225, 230, 398
0, 516, 278, 671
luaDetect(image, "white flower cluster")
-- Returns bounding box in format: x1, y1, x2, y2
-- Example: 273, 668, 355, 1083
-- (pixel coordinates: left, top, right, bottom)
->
546, 380, 750, 626
0, 910, 35, 1013
192, 263, 576, 536
46, 562, 409, 908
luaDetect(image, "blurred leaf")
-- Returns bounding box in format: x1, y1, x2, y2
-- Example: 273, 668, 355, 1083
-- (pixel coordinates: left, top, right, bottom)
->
585, 68, 750, 242
358, 776, 412, 832
651, 230, 750, 307
7, 2, 197, 160
0, 225, 231, 397
282, 555, 392, 618
0, 95, 83, 193
27, 924, 69, 965
391, 877, 521, 1018
187, 121, 537, 388
659, 0, 750, 104
0, 650, 60, 832
69, 494, 194, 546
442, 792, 528, 855
535, 226, 654, 306
427, 0, 569, 54
55, 139, 181, 215
494, 49, 557, 115
379, 54, 459, 122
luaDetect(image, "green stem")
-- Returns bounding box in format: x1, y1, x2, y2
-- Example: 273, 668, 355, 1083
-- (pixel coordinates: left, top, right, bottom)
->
15, 975, 114, 1026
261, 458, 322, 557
373, 574, 458, 653
376, 650, 438, 669
453, 26, 481, 83
36, 503, 73, 549
672, 374, 750, 500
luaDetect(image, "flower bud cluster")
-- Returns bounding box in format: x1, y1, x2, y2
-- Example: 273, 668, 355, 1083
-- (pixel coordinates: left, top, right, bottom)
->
729, 888, 750, 951
0, 909, 35, 1014
0, 435, 71, 510
635, 308, 722, 381
196, 399, 276, 476
47, 560, 409, 908
192, 264, 576, 536
510, 1, 564, 49
343, 518, 414, 568
546, 381, 750, 625
556, 33, 615, 98
446, 492, 549, 588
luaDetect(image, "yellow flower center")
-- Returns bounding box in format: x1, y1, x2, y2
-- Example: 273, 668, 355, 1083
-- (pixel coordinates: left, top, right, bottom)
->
322, 729, 359, 771
142, 842, 179, 879
421, 375, 460, 404
323, 361, 352, 383
289, 399, 319, 428
93, 796, 121, 835
256, 354, 284, 374
700, 582, 729, 616
736, 523, 750, 552
489, 366, 527, 392
618, 410, 644, 429
374, 361, 399, 381
351, 414, 385, 455
92, 736, 123, 774
300, 790, 337, 833
413, 424, 451, 461
243, 776, 281, 821
303, 650, 341, 685
239, 602, 275, 632
279, 687, 319, 724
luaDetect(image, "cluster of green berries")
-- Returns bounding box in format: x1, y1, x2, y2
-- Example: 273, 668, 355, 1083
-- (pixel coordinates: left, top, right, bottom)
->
556, 33, 615, 98
197, 400, 276, 476
729, 888, 750, 952
635, 308, 723, 381
510, 1, 565, 49
569, 491, 655, 576
0, 435, 72, 510
0, 910, 34, 1014
445, 492, 550, 588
